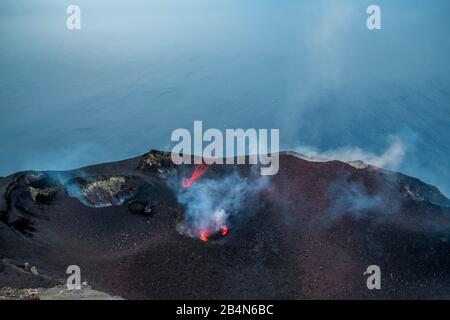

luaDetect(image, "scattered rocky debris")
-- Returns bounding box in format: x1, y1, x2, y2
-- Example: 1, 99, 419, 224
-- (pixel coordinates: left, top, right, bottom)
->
39, 284, 123, 300
140, 150, 173, 173
65, 176, 137, 208
0, 284, 123, 300
0, 287, 40, 300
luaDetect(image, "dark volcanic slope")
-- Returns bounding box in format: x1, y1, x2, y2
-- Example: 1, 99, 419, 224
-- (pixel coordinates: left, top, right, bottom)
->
1, 150, 450, 299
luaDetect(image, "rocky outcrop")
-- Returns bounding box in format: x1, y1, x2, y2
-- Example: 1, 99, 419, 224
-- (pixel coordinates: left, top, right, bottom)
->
0, 285, 123, 300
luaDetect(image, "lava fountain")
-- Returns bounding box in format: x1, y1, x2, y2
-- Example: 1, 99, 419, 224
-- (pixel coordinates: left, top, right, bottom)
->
180, 163, 229, 242
182, 163, 208, 189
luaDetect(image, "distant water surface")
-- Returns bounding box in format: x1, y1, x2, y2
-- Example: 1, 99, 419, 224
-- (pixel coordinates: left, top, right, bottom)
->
0, 0, 449, 195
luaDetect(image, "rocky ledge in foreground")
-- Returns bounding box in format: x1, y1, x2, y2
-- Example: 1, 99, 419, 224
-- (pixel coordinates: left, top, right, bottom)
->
0, 284, 123, 300
0, 150, 449, 299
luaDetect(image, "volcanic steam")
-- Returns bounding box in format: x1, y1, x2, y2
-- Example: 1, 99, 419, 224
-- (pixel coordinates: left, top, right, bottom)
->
171, 164, 268, 241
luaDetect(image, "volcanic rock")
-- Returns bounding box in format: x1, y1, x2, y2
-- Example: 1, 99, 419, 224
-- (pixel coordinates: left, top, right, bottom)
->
0, 150, 449, 299
0, 285, 123, 300
29, 187, 54, 204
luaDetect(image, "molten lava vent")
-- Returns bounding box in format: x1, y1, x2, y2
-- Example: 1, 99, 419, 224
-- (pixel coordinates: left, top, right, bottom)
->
179, 163, 229, 242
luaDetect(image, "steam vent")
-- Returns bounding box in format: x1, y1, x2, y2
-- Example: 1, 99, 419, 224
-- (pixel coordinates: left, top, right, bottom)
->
1, 150, 450, 299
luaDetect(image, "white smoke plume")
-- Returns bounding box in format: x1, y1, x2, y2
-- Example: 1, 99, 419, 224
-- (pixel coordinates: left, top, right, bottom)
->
327, 179, 386, 220
293, 137, 406, 170
323, 171, 402, 223
168, 169, 268, 240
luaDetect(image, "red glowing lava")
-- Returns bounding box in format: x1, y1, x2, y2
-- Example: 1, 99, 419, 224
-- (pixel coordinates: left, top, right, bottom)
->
181, 163, 229, 242
199, 229, 209, 242
182, 163, 208, 189
198, 226, 229, 242
221, 226, 228, 236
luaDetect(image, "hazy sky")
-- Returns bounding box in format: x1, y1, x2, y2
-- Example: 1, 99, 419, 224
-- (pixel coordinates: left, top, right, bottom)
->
0, 0, 449, 195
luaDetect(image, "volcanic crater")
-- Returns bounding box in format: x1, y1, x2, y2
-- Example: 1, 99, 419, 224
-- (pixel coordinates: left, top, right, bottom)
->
1, 150, 450, 299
